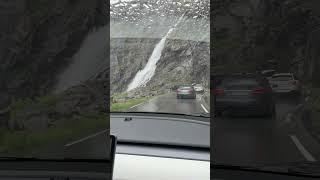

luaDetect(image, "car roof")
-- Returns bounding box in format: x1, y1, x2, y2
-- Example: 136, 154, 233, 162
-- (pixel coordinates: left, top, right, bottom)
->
261, 69, 276, 73
221, 74, 268, 83
272, 73, 293, 76
226, 73, 263, 78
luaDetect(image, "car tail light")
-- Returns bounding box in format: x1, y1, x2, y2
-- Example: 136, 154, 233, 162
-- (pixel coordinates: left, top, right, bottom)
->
213, 88, 224, 96
252, 87, 268, 95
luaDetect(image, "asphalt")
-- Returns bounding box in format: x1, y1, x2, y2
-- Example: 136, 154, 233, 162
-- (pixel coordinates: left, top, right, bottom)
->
0, 130, 111, 177
212, 94, 320, 166
24, 92, 207, 159
41, 92, 320, 166
24, 129, 109, 160
128, 92, 210, 115
17, 92, 320, 172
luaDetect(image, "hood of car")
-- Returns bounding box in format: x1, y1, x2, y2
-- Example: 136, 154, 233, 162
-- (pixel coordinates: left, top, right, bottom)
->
110, 113, 210, 148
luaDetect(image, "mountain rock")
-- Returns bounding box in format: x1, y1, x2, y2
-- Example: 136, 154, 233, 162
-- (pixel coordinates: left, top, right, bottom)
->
214, 0, 320, 85
0, 0, 107, 109
9, 80, 105, 131
110, 38, 209, 96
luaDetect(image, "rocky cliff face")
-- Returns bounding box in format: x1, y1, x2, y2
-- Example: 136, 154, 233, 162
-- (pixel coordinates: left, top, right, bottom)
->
110, 38, 209, 96
214, 0, 320, 84
110, 0, 210, 96
0, 0, 107, 108
149, 39, 209, 90
110, 38, 159, 94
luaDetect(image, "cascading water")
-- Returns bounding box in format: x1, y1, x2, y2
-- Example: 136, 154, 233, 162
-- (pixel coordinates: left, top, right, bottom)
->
54, 25, 108, 93
127, 15, 185, 91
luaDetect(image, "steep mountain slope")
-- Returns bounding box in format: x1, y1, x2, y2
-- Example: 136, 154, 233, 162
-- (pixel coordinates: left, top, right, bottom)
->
110, 38, 209, 95
214, 0, 320, 85
0, 0, 107, 108
110, 0, 210, 96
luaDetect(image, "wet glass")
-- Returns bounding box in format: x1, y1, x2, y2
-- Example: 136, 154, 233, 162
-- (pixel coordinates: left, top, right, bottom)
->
110, 0, 210, 116
213, 0, 320, 177
272, 76, 294, 81
0, 0, 109, 160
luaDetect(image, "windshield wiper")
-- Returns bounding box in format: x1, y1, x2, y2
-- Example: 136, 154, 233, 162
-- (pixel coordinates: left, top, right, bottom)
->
212, 162, 320, 177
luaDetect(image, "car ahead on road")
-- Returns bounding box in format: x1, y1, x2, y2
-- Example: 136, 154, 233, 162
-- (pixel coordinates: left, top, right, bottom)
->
193, 84, 204, 93
177, 85, 196, 99
261, 69, 276, 80
213, 74, 276, 117
111, 112, 210, 180
269, 73, 301, 95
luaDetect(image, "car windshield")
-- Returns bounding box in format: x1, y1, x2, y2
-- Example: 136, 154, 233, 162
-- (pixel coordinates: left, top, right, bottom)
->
263, 71, 275, 77
180, 86, 192, 89
223, 78, 259, 90
0, 1, 108, 160
110, 0, 210, 118
214, 0, 320, 176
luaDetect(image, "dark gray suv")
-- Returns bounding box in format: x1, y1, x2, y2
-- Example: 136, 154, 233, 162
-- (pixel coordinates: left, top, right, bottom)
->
213, 74, 276, 117
177, 85, 197, 99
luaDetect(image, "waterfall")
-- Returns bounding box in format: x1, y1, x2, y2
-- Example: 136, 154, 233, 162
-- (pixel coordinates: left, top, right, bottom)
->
127, 15, 185, 91
54, 25, 108, 93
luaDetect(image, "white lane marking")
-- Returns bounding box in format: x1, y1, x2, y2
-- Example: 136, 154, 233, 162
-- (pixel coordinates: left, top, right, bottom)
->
201, 104, 209, 113
130, 102, 145, 109
64, 129, 107, 147
290, 135, 317, 162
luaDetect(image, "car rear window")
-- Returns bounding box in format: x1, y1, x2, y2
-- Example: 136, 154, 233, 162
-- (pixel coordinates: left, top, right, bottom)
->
222, 78, 260, 90
180, 86, 192, 90
263, 71, 275, 77
272, 75, 293, 81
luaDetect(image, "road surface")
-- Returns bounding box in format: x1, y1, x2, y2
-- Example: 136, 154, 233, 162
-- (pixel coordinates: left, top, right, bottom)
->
26, 129, 109, 159
128, 92, 210, 115
26, 92, 320, 169
31, 92, 207, 156
213, 94, 320, 166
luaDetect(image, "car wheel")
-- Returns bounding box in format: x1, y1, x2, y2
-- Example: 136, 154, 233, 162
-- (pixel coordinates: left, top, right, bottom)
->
177, 95, 180, 99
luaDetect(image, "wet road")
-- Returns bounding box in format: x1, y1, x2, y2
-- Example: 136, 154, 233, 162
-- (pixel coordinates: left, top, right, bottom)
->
212, 94, 320, 166
24, 91, 209, 159
128, 92, 210, 115
27, 129, 109, 159
29, 92, 320, 169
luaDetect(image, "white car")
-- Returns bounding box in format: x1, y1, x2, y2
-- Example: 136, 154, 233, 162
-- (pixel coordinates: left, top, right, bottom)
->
261, 69, 276, 80
193, 84, 204, 93
269, 73, 301, 94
